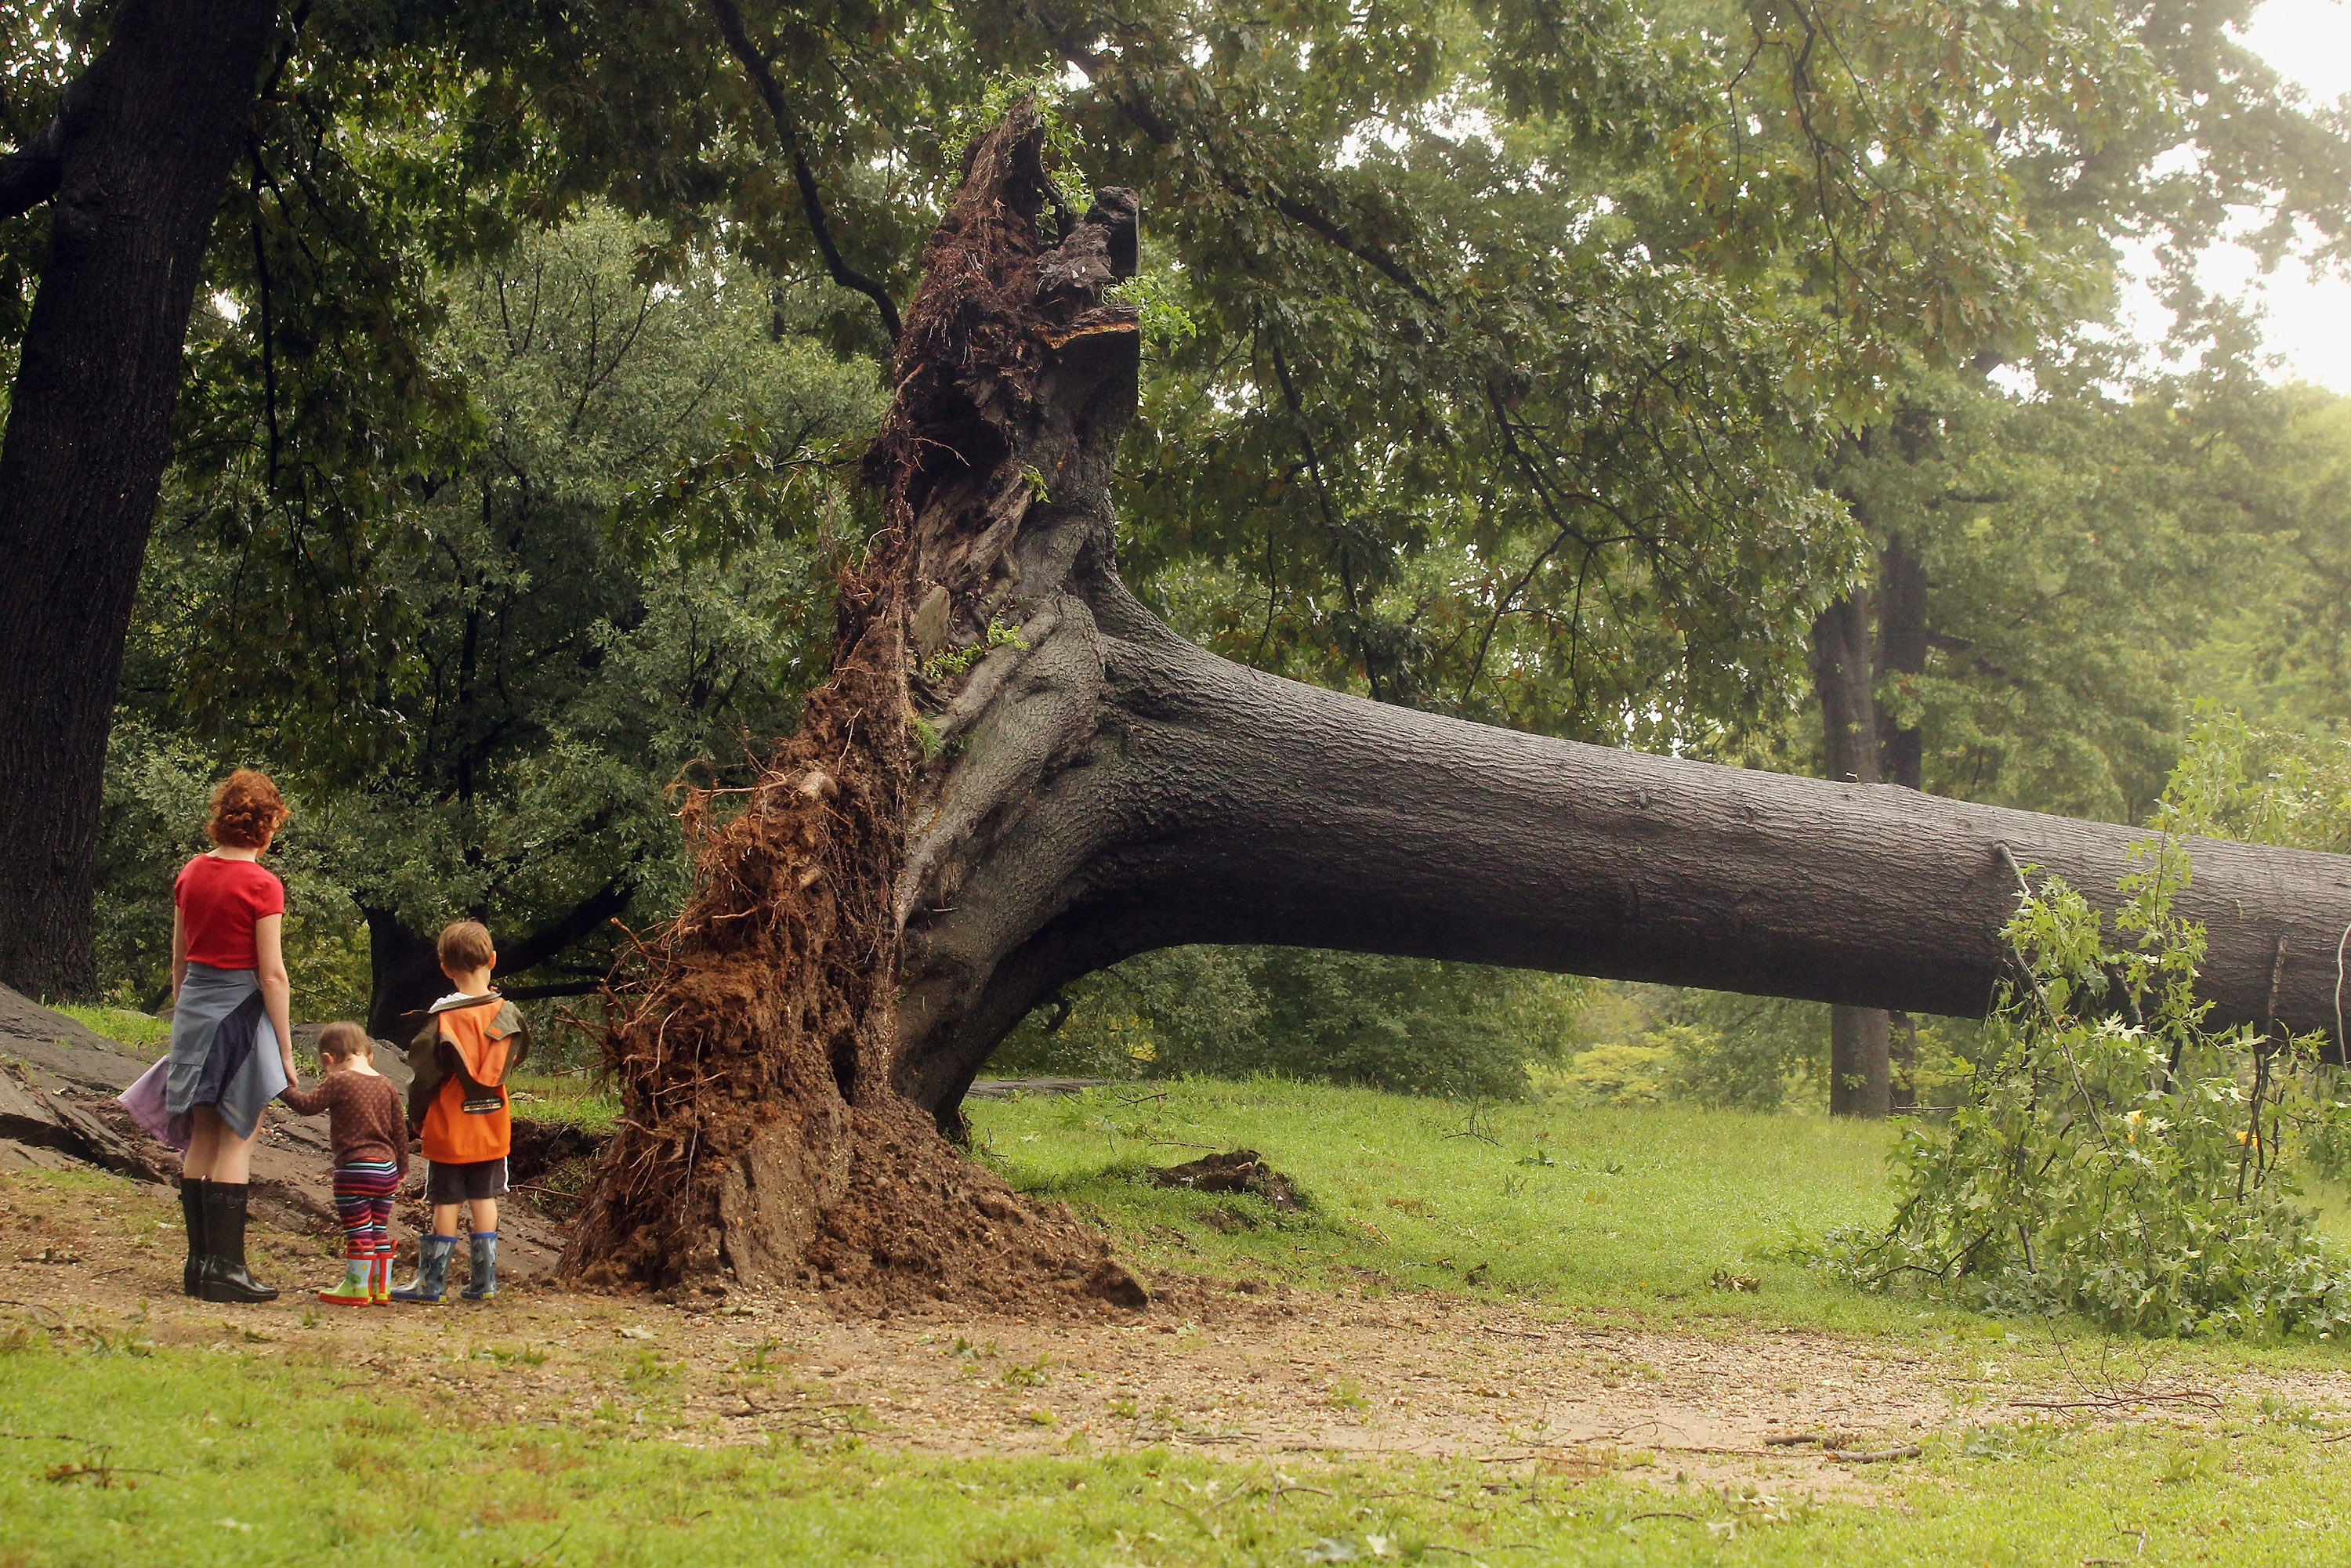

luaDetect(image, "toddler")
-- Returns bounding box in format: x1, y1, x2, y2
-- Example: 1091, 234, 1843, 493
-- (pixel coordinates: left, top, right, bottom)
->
278, 1022, 407, 1305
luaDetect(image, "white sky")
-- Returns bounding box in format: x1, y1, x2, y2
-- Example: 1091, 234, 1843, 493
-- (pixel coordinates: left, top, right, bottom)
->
2135, 0, 2351, 389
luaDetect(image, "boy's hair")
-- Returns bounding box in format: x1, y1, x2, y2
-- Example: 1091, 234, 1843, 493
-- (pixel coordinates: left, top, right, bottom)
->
437, 919, 495, 973
317, 1022, 371, 1062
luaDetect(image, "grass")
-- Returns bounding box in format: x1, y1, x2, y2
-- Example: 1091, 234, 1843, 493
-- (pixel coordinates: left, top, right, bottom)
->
47, 1004, 170, 1056
974, 1077, 2351, 1351
12, 1074, 2351, 1561
505, 1068, 621, 1135
973, 1080, 1925, 1334
5, 1321, 2351, 1566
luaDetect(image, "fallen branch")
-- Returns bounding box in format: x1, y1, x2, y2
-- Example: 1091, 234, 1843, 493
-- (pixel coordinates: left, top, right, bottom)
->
1826, 1444, 1923, 1463
2009, 1389, 2219, 1414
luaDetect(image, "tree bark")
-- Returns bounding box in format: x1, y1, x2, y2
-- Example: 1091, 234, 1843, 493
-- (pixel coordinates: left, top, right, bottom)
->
569, 105, 2351, 1298
0, 0, 277, 999
890, 584, 2351, 1123
1876, 533, 1930, 1110
1876, 534, 1929, 793
1808, 584, 1892, 1117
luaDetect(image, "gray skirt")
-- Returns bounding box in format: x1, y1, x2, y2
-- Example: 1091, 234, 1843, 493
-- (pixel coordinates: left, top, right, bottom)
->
165, 962, 286, 1140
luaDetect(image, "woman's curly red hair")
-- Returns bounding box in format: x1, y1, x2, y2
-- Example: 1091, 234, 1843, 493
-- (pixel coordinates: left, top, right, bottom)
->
206, 769, 288, 849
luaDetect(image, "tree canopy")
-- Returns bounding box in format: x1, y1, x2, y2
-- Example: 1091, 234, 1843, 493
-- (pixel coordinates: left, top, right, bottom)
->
2, 0, 2348, 1094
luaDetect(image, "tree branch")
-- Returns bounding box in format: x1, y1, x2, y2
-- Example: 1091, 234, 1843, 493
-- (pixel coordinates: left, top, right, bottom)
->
700, 0, 902, 342
495, 878, 636, 980
0, 59, 86, 227
0, 128, 63, 219
497, 979, 603, 1001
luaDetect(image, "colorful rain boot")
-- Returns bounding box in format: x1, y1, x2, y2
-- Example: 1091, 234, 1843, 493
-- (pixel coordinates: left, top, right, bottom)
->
178, 1176, 208, 1297
196, 1183, 279, 1304
317, 1246, 371, 1307
369, 1240, 395, 1305
461, 1231, 498, 1301
389, 1234, 456, 1304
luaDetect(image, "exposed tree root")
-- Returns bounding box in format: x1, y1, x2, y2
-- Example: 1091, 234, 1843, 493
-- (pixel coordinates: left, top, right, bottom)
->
561, 104, 1147, 1310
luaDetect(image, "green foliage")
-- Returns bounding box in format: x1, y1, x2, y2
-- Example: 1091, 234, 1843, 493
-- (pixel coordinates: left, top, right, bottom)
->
1809, 833, 2351, 1338
104, 209, 881, 1000
992, 947, 1582, 1101
1555, 984, 1828, 1112
92, 720, 370, 1018
2157, 705, 2351, 857
919, 617, 1027, 682
1553, 1041, 1670, 1105
944, 73, 1087, 183
1103, 268, 1198, 356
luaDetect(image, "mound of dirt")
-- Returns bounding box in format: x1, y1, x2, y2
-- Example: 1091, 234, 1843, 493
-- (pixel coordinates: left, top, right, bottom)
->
1149, 1150, 1304, 1212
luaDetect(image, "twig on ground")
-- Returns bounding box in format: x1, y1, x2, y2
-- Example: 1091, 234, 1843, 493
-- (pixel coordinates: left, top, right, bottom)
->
1826, 1444, 1922, 1463
2010, 1390, 2219, 1414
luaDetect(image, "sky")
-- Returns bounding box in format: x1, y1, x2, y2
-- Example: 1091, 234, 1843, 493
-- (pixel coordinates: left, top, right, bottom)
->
2155, 0, 2351, 389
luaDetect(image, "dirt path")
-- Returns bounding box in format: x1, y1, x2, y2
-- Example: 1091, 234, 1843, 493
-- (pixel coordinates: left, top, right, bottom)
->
13, 1168, 2351, 1504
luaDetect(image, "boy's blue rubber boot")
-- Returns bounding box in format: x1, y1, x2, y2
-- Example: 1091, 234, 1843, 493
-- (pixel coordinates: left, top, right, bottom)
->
390, 1234, 457, 1304
462, 1231, 498, 1301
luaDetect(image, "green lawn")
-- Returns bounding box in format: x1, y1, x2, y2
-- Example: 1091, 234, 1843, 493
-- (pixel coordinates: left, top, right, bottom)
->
10, 1073, 2351, 1563
973, 1081, 1908, 1331
4, 1328, 2349, 1566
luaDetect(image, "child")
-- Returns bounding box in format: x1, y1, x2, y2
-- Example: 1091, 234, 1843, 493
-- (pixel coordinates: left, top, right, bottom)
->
278, 1022, 407, 1306
392, 919, 527, 1304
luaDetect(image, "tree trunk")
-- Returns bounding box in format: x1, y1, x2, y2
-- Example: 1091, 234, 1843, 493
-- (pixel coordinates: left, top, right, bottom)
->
0, 0, 277, 999
567, 105, 2351, 1298
1876, 533, 1929, 793
561, 109, 1150, 1308
364, 909, 445, 1046
1809, 583, 1892, 1117
1876, 534, 1930, 1111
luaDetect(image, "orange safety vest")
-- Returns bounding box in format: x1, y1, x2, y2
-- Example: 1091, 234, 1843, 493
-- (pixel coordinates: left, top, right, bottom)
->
419, 998, 517, 1165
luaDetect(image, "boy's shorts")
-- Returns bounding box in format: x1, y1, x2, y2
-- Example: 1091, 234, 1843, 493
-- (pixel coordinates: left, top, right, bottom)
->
425, 1157, 509, 1205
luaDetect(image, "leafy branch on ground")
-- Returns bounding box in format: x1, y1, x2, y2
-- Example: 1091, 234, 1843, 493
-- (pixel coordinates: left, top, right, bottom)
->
1798, 813, 2351, 1338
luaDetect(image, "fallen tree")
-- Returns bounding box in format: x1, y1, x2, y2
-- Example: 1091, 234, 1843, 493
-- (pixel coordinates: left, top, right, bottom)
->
563, 107, 2351, 1298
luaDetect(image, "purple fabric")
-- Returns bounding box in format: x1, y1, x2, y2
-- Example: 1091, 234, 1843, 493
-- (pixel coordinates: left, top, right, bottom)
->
118, 1057, 187, 1152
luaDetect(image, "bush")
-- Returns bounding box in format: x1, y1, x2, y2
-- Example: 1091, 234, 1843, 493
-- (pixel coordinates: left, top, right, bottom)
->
1555, 1042, 1671, 1104
991, 947, 1581, 1099
1805, 832, 2351, 1338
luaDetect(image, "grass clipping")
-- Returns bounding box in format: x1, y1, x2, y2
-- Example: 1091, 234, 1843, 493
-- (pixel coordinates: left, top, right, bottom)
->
561, 105, 1143, 1313
1806, 825, 2351, 1338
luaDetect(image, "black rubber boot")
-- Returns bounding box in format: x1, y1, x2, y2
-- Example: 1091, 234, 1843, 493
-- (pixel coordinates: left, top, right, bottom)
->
197, 1182, 278, 1303
178, 1176, 208, 1297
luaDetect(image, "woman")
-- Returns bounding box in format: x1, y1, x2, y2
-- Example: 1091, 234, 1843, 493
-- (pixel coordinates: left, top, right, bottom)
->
167, 770, 299, 1303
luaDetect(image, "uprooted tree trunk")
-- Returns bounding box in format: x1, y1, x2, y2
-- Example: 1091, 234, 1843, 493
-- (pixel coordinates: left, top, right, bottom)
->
566, 105, 2351, 1300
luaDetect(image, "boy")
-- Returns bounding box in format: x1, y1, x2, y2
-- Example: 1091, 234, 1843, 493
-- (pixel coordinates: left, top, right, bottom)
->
391, 919, 527, 1303
278, 1021, 406, 1305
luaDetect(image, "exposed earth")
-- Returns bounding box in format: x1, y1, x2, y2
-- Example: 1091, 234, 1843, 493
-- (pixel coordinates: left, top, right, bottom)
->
8, 983, 2349, 1508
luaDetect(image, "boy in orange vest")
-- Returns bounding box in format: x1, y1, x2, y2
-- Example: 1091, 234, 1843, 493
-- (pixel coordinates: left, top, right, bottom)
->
391, 919, 527, 1303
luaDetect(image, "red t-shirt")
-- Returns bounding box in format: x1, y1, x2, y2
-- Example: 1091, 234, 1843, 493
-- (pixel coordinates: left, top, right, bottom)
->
175, 854, 285, 970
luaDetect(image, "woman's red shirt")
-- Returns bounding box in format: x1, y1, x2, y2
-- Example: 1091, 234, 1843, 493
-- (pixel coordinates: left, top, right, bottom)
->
175, 854, 285, 970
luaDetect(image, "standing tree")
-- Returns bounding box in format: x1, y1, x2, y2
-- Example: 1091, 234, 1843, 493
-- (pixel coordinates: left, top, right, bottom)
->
0, 0, 276, 998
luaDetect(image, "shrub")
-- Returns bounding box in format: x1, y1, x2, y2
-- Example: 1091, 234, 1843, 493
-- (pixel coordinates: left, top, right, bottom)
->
991, 946, 1581, 1099
1806, 831, 2351, 1338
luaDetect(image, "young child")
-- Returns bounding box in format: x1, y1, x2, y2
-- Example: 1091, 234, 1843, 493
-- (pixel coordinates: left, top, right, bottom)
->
277, 1022, 407, 1306
392, 919, 527, 1304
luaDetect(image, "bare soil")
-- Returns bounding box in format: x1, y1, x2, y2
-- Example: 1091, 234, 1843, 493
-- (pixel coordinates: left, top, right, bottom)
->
10, 1168, 2349, 1505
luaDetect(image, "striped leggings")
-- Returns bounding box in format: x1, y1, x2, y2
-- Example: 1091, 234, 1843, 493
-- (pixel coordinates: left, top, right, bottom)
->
331, 1161, 400, 1260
